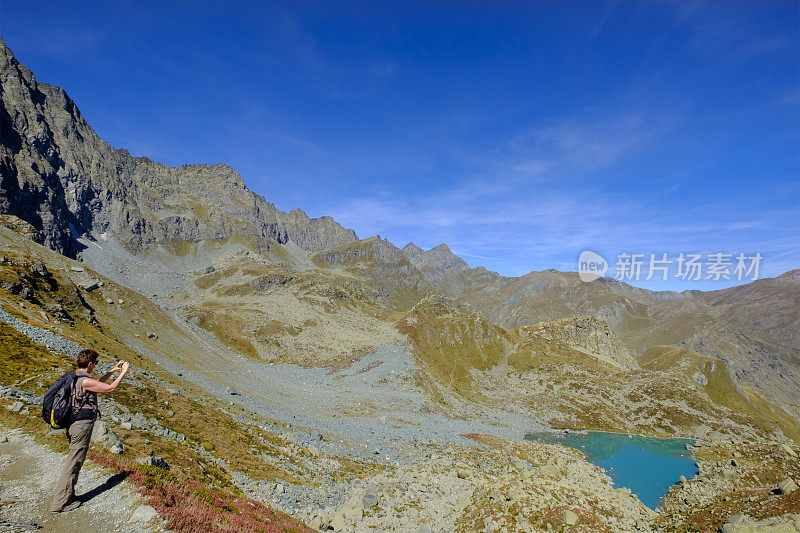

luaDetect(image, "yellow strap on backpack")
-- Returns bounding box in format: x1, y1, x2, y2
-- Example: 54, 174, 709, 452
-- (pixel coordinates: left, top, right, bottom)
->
50, 410, 63, 429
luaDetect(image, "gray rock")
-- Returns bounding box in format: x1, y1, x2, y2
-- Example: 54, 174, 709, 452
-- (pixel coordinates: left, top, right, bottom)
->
562, 509, 579, 526
78, 280, 100, 292
129, 504, 159, 524
362, 492, 379, 508
120, 422, 132, 430
6, 401, 24, 413
146, 331, 158, 339
779, 443, 797, 457
776, 478, 797, 494
137, 456, 170, 470
91, 420, 124, 453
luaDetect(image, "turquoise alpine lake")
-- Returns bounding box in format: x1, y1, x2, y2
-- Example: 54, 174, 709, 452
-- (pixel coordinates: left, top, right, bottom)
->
524, 431, 698, 509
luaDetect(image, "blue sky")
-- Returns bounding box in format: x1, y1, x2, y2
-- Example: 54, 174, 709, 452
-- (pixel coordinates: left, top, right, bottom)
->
2, 1, 798, 290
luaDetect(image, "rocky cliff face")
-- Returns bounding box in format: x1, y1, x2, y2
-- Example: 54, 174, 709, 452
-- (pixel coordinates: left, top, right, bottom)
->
523, 316, 638, 370
0, 36, 356, 257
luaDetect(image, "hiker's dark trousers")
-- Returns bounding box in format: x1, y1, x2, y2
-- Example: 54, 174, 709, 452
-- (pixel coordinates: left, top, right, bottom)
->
50, 420, 94, 511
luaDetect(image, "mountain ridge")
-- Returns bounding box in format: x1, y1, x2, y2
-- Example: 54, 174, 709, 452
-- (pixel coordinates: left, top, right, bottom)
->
0, 35, 357, 257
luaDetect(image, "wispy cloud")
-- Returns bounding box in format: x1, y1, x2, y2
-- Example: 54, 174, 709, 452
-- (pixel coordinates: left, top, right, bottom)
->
324, 100, 798, 283
500, 112, 673, 179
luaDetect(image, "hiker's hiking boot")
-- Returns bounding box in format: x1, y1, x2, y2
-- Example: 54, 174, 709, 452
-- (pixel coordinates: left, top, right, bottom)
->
52, 500, 81, 513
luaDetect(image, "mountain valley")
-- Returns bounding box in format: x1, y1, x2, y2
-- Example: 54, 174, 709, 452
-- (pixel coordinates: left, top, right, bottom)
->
1, 34, 799, 532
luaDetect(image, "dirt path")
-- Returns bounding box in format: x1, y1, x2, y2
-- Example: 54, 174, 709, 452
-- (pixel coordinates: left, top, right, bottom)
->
0, 427, 163, 532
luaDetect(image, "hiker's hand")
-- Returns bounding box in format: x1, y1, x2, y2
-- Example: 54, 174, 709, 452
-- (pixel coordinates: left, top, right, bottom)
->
121, 361, 130, 372
112, 361, 125, 371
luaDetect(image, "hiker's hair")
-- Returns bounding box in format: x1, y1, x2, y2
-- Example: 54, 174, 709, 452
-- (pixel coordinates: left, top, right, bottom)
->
76, 349, 99, 368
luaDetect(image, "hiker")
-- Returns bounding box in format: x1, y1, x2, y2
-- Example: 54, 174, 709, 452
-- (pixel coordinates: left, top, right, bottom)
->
50, 349, 129, 513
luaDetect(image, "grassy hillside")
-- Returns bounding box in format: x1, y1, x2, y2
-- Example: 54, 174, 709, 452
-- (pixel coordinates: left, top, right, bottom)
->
639, 345, 800, 442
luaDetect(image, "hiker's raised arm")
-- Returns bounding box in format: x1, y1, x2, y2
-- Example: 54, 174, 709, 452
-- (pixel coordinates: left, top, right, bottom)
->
83, 362, 129, 393
98, 361, 124, 383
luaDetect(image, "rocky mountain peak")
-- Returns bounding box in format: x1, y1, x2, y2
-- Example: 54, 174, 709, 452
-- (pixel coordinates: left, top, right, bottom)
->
401, 242, 469, 274
0, 36, 357, 257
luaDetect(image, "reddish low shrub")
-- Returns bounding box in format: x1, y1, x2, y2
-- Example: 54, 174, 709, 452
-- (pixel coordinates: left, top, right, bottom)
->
89, 452, 311, 533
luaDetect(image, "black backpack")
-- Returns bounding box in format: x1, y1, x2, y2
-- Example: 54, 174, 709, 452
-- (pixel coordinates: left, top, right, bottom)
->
41, 372, 88, 429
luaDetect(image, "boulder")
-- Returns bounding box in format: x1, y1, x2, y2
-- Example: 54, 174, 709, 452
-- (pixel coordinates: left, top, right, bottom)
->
329, 513, 347, 532
562, 510, 579, 526
779, 444, 797, 458
328, 503, 363, 532
6, 401, 24, 413
721, 513, 800, 533
129, 504, 159, 524
336, 502, 363, 524
91, 421, 124, 453
78, 280, 99, 292
362, 492, 379, 508
775, 478, 797, 494
137, 456, 170, 470
457, 468, 471, 479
